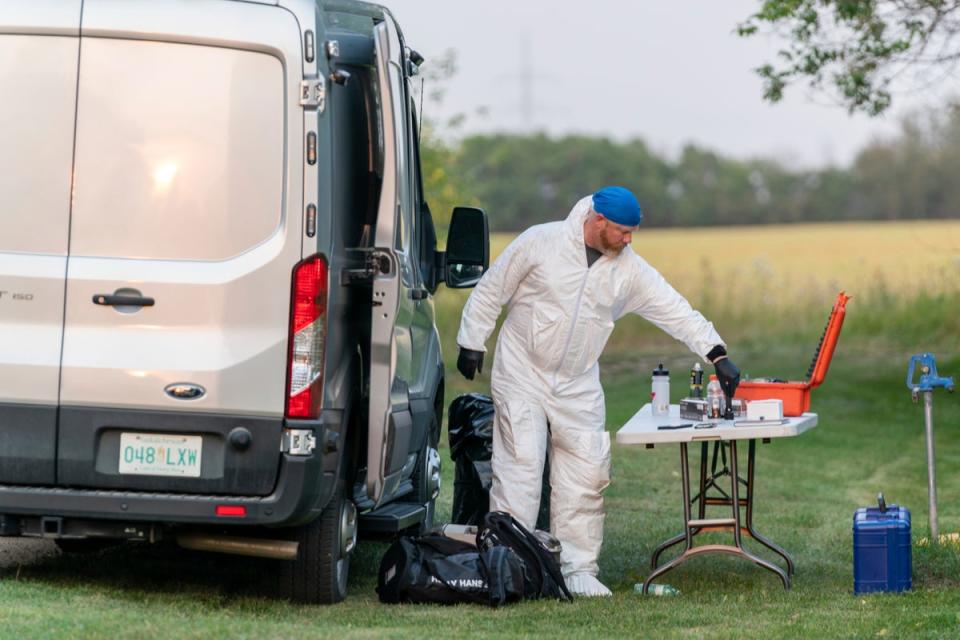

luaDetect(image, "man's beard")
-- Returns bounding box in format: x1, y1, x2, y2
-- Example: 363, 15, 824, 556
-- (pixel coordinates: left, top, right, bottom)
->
599, 235, 626, 257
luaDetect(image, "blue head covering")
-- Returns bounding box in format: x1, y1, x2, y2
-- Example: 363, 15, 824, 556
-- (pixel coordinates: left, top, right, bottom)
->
592, 186, 642, 226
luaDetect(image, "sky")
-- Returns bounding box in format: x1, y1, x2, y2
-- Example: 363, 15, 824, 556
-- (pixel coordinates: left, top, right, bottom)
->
384, 0, 949, 169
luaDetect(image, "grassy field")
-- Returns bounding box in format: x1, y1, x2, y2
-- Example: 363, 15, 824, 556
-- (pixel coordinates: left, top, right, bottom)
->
3, 221, 960, 638
439, 219, 960, 345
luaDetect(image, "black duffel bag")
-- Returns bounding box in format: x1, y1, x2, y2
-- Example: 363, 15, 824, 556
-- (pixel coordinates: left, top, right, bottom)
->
377, 534, 525, 606
479, 511, 572, 602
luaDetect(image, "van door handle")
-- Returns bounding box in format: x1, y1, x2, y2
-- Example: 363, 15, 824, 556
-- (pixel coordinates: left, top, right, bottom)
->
92, 294, 155, 307
409, 288, 428, 300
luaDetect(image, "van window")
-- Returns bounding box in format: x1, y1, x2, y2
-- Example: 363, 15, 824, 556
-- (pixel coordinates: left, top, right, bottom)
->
411, 106, 436, 287
70, 39, 284, 261
0, 35, 78, 255
382, 24, 408, 249
385, 21, 417, 287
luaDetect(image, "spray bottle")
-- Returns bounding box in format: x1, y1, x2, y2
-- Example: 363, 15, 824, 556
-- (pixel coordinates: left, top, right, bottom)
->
689, 362, 703, 399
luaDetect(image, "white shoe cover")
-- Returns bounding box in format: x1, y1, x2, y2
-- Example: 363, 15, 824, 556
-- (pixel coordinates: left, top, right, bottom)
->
565, 573, 612, 597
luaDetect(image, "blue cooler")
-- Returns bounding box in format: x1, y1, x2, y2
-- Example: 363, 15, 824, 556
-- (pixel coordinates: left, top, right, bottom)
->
853, 495, 911, 594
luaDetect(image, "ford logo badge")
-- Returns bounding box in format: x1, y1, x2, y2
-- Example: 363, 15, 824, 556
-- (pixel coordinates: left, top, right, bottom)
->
165, 383, 205, 400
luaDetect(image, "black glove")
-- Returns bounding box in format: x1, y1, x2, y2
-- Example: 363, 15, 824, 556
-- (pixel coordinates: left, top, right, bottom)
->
457, 348, 484, 380
713, 356, 741, 398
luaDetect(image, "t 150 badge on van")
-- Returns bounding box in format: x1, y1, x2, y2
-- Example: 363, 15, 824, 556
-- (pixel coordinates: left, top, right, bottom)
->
0, 291, 33, 301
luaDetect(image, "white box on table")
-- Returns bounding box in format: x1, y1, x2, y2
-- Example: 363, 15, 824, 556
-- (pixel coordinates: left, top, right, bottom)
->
746, 399, 784, 422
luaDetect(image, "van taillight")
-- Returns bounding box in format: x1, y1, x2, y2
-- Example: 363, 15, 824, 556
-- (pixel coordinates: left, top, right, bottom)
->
215, 505, 247, 518
286, 254, 328, 419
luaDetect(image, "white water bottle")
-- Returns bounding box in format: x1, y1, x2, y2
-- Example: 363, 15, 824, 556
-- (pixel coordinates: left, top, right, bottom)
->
651, 363, 670, 417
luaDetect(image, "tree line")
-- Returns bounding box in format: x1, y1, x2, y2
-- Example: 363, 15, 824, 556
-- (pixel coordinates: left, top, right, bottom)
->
426, 103, 960, 231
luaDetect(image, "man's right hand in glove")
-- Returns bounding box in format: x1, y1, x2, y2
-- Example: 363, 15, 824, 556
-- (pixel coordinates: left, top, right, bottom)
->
713, 355, 741, 398
457, 348, 484, 380
707, 345, 740, 398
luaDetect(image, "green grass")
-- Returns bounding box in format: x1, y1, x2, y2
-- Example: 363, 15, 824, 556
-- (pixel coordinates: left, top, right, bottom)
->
4, 332, 960, 639
6, 222, 960, 637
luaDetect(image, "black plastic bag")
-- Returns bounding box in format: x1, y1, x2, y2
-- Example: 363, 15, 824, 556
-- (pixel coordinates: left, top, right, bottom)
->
448, 393, 550, 528
448, 394, 495, 525
448, 393, 494, 462
377, 534, 525, 606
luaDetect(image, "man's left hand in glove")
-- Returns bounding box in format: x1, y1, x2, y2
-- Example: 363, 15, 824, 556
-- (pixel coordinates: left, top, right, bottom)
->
457, 347, 485, 380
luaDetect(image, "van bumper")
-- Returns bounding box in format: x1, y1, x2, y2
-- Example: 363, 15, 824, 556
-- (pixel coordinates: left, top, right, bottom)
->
0, 410, 344, 527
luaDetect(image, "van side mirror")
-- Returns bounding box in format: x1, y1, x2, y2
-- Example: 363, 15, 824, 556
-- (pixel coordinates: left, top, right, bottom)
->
442, 207, 489, 288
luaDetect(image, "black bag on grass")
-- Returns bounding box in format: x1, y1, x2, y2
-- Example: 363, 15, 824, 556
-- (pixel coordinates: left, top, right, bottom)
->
478, 511, 572, 601
448, 393, 495, 526
448, 393, 551, 528
377, 534, 525, 606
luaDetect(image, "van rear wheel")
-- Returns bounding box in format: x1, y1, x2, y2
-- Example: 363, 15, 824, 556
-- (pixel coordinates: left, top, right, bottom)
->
411, 409, 442, 535
279, 468, 357, 604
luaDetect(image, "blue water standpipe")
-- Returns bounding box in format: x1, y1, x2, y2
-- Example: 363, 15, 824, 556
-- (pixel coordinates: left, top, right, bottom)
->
906, 353, 955, 539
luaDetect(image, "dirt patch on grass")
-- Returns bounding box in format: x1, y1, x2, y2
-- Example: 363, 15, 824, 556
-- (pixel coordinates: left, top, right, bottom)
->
0, 538, 58, 569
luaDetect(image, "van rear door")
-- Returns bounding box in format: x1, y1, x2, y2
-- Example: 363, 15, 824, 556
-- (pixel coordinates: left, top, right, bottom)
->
0, 1, 82, 485
366, 19, 419, 505
57, 0, 305, 495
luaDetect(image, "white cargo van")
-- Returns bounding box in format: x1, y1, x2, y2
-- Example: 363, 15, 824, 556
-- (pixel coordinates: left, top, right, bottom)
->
0, 0, 488, 604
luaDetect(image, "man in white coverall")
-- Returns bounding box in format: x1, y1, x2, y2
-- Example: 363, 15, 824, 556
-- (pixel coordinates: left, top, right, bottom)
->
455, 186, 741, 597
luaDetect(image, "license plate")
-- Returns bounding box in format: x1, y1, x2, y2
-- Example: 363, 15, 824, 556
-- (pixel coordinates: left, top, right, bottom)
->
119, 432, 202, 478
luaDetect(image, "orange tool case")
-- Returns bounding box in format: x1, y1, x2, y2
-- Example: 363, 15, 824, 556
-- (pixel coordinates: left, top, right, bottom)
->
735, 292, 850, 416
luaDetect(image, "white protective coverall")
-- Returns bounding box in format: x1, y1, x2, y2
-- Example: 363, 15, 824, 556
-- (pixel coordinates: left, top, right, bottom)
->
457, 195, 724, 583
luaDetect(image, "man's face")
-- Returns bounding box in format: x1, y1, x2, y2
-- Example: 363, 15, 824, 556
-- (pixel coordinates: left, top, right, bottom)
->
598, 216, 636, 255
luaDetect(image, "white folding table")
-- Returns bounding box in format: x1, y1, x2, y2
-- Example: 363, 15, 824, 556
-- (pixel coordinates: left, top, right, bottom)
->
616, 404, 817, 593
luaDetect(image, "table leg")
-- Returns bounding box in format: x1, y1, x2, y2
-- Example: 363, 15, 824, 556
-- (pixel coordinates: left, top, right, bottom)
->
649, 531, 688, 570
643, 443, 694, 593
681, 442, 693, 548
699, 441, 793, 576
707, 442, 731, 500
728, 441, 790, 589
744, 439, 796, 577
644, 441, 793, 592
651, 441, 709, 570
698, 442, 708, 519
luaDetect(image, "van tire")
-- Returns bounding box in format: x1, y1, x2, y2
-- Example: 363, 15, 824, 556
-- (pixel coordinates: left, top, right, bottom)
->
279, 461, 355, 604
411, 406, 441, 535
